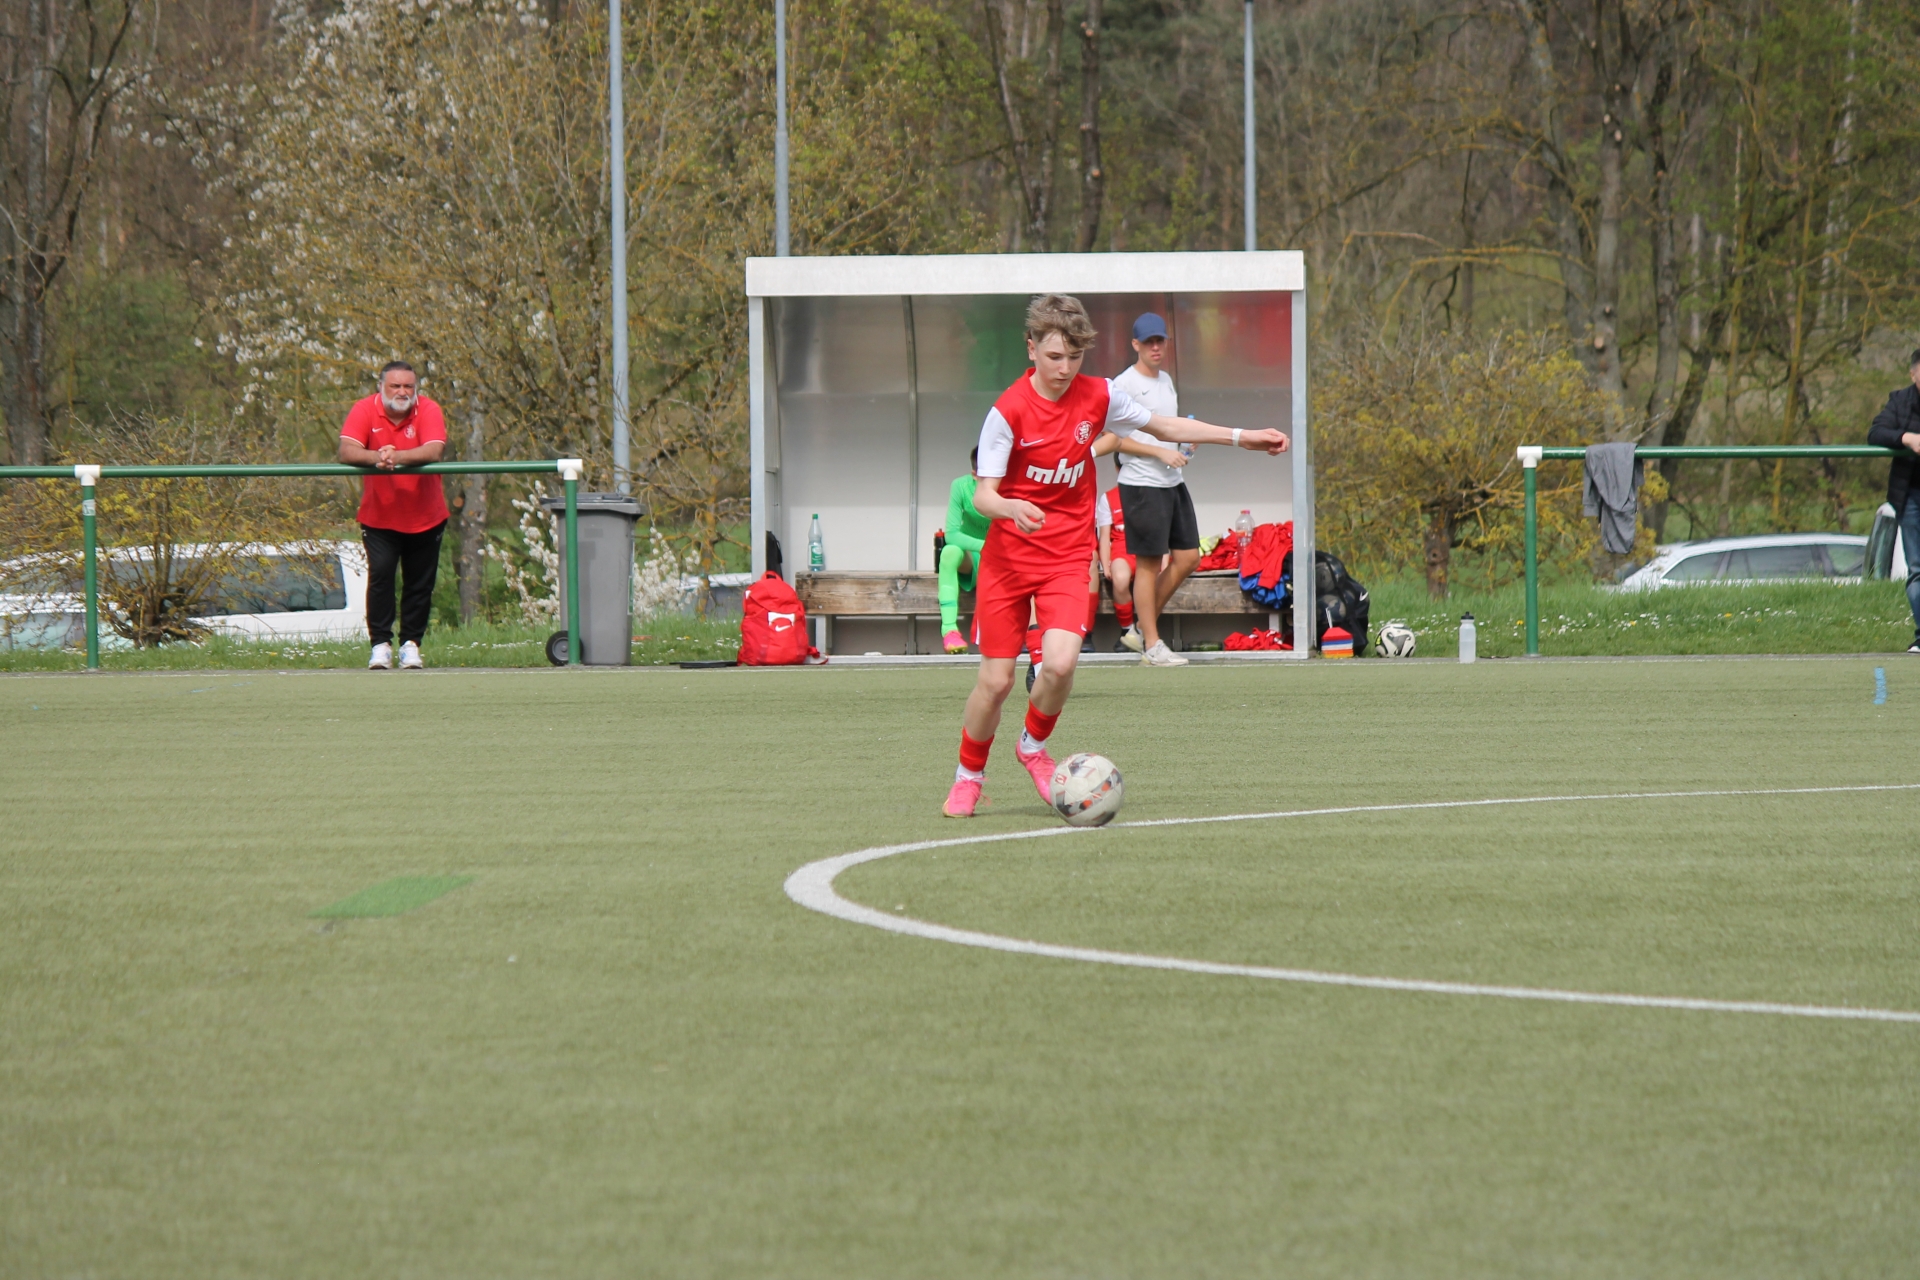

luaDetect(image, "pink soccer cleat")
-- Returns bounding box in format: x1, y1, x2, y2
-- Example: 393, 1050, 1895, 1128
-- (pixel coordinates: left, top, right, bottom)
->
942, 629, 968, 654
943, 776, 984, 818
1014, 743, 1058, 803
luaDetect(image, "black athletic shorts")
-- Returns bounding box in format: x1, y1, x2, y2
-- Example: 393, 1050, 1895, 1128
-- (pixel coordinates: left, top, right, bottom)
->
1117, 483, 1199, 559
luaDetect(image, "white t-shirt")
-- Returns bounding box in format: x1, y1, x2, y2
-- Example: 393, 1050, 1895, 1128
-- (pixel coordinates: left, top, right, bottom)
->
974, 378, 1153, 478
1109, 364, 1184, 488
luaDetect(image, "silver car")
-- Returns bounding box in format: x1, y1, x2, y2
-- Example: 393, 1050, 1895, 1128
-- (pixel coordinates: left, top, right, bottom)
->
1617, 533, 1876, 590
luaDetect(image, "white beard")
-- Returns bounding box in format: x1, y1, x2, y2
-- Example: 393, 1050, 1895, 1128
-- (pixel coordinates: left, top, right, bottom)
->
382, 395, 414, 415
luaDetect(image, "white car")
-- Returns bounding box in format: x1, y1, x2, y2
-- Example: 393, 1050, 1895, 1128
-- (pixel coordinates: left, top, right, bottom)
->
0, 541, 368, 651
1617, 533, 1878, 590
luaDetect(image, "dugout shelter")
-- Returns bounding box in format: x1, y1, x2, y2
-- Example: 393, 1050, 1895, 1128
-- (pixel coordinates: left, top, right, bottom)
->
745, 252, 1312, 656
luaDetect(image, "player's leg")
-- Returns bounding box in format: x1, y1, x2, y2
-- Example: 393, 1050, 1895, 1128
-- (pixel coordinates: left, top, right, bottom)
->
1012, 570, 1090, 801
1085, 555, 1101, 640
947, 565, 1028, 817
1110, 554, 1138, 650
1119, 484, 1176, 656
360, 524, 399, 667
937, 543, 972, 653
1151, 485, 1203, 614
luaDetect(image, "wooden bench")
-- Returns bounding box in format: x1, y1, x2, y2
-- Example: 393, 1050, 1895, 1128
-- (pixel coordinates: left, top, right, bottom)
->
794, 571, 1278, 655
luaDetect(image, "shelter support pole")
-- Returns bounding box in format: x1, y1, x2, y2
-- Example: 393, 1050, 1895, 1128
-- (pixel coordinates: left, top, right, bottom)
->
77, 464, 101, 670
1517, 447, 1542, 656
560, 459, 584, 666
1243, 2, 1255, 251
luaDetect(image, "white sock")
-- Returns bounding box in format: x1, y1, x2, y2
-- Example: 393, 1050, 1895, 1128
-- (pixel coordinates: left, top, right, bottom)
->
1018, 730, 1046, 755
955, 764, 985, 783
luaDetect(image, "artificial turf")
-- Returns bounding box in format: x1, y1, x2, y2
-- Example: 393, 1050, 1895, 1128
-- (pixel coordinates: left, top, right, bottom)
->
4, 658, 1918, 1277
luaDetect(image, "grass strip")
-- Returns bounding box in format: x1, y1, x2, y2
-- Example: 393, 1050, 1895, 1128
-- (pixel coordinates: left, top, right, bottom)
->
309, 875, 474, 918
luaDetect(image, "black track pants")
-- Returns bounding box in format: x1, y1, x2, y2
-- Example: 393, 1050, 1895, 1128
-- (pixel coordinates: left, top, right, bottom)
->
361, 522, 446, 646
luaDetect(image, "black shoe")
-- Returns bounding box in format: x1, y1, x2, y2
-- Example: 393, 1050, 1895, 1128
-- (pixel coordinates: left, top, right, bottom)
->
1908, 640, 1920, 654
1025, 663, 1038, 693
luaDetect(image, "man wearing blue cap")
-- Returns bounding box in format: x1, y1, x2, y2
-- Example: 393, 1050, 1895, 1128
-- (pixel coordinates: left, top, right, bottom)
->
1110, 312, 1199, 666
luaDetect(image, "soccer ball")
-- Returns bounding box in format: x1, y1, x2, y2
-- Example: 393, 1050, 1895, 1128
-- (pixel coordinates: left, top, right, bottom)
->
1049, 753, 1124, 827
1375, 621, 1417, 658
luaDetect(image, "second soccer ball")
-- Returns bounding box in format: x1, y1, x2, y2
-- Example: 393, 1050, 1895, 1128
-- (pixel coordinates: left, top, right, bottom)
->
1375, 621, 1417, 658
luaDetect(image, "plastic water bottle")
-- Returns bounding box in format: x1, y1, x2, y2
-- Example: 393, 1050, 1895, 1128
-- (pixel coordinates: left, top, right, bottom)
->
808, 514, 825, 574
1235, 509, 1255, 547
1458, 612, 1477, 663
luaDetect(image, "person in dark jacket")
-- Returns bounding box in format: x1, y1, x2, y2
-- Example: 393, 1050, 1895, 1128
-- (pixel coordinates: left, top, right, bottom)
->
1866, 348, 1920, 652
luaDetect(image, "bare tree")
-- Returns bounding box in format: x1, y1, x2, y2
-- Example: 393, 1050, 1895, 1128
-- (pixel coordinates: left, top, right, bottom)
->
0, 0, 145, 463
1075, 0, 1103, 252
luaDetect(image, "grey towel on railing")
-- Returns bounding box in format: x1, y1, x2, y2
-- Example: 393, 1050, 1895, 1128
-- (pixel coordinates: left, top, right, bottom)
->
1582, 442, 1643, 554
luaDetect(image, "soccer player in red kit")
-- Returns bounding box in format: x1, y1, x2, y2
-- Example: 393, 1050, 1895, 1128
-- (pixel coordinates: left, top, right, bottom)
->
945, 294, 1290, 817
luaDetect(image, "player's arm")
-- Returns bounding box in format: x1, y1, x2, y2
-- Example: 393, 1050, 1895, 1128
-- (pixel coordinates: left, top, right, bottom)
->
1143, 413, 1287, 454
972, 476, 1046, 533
947, 480, 987, 553
1098, 525, 1113, 576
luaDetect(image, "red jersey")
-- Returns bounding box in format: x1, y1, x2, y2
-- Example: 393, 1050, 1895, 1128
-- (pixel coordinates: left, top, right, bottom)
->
340, 394, 451, 533
977, 372, 1148, 574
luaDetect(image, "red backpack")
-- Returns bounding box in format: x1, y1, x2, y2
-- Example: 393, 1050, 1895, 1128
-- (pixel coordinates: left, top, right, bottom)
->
739, 572, 822, 665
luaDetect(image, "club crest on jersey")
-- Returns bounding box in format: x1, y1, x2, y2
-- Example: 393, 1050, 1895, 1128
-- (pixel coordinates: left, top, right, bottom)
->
1026, 457, 1086, 486
1074, 420, 1094, 444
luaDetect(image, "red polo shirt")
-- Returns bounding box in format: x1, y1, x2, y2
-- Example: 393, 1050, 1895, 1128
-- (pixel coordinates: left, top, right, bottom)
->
340, 394, 450, 533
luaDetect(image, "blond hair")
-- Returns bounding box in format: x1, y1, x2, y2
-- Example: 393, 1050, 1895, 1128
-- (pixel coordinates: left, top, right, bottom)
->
1025, 293, 1097, 355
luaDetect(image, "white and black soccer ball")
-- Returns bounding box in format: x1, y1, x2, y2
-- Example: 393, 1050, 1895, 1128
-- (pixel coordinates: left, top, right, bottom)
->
1049, 753, 1124, 827
1375, 621, 1417, 658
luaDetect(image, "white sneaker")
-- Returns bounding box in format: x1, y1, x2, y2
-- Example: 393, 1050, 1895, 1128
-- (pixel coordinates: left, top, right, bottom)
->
1141, 640, 1189, 667
1119, 625, 1144, 653
398, 640, 424, 670
368, 642, 392, 670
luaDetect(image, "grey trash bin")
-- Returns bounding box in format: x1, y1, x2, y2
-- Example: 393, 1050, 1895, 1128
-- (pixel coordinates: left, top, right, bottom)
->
540, 492, 644, 665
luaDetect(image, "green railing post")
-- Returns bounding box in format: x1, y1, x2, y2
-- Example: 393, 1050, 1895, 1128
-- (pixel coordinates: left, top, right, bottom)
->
77, 464, 101, 670
560, 459, 583, 666
1517, 447, 1541, 656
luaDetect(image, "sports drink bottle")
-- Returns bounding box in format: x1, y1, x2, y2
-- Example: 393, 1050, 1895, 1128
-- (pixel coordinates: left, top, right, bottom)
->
1235, 509, 1255, 547
808, 514, 825, 573
1458, 612, 1477, 663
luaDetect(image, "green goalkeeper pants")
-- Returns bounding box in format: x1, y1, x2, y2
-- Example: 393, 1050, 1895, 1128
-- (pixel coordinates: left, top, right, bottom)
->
937, 543, 977, 633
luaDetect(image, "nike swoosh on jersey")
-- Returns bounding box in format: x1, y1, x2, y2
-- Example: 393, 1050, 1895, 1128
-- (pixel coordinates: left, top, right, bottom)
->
1018, 437, 1046, 447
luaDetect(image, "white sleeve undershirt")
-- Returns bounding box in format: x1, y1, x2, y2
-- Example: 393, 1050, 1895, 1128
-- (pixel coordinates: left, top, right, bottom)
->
975, 407, 1014, 478
1104, 380, 1154, 433
1095, 490, 1112, 529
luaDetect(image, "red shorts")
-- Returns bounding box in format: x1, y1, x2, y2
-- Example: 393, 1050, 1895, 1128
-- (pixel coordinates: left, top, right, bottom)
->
972, 557, 1091, 658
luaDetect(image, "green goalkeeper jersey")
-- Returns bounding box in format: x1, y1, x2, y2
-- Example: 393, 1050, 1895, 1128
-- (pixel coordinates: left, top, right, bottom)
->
944, 474, 990, 554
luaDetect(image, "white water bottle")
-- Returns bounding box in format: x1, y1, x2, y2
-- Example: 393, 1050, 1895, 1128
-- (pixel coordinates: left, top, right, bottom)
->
1235, 509, 1255, 546
1458, 612, 1477, 663
808, 514, 825, 573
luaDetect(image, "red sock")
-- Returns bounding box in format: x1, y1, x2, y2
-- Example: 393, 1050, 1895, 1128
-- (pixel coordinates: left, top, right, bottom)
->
959, 729, 993, 773
1087, 591, 1100, 632
1115, 601, 1135, 628
1024, 704, 1060, 745
1026, 626, 1043, 664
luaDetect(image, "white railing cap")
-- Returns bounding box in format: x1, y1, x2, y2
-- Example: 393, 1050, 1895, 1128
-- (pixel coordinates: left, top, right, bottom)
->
556, 458, 585, 482
1515, 446, 1544, 468
74, 464, 102, 485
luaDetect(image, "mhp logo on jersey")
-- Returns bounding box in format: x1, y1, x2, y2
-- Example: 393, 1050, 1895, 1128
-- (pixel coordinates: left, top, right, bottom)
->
1026, 457, 1086, 486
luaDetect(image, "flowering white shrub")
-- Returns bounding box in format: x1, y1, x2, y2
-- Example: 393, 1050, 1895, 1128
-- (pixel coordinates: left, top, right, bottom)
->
633, 528, 695, 619
487, 494, 559, 624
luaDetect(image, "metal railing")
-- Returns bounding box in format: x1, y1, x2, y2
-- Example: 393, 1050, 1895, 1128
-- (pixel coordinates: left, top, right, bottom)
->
0, 459, 587, 669
1516, 444, 1900, 656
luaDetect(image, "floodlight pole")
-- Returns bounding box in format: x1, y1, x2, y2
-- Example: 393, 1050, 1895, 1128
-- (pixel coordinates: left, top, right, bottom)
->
1243, 1, 1256, 252
775, 0, 790, 256
609, 0, 631, 494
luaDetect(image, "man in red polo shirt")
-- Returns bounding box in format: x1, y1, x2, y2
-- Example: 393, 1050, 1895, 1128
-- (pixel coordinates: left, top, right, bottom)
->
338, 361, 448, 669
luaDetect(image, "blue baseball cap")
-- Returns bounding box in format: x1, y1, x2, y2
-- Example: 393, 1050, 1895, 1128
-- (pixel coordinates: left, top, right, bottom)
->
1131, 313, 1168, 342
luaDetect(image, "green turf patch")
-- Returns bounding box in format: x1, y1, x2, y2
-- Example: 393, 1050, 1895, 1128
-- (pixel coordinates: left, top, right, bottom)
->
309, 875, 473, 918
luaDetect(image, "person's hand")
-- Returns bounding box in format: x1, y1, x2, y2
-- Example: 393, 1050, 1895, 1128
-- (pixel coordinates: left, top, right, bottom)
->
1099, 557, 1112, 579
1902, 431, 1920, 454
376, 445, 399, 470
1158, 447, 1188, 468
1007, 500, 1047, 533
1239, 428, 1289, 454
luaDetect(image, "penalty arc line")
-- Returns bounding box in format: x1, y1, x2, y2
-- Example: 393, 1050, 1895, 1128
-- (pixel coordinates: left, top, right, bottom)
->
784, 783, 1920, 1025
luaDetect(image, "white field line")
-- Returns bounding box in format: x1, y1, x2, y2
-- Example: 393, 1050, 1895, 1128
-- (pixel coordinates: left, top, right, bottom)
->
784, 784, 1920, 1024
